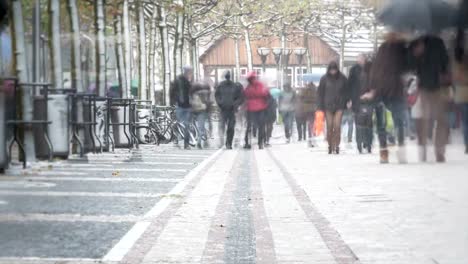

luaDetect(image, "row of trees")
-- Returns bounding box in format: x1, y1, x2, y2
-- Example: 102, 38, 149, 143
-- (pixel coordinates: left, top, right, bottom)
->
9, 0, 382, 104
3, 0, 382, 164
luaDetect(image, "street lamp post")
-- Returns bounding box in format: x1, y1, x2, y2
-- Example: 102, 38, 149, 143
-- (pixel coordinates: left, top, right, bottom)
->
294, 47, 307, 87
257, 47, 270, 74
272, 47, 283, 89
282, 48, 292, 89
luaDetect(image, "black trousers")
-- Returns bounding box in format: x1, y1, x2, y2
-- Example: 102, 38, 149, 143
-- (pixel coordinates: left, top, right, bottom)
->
220, 110, 236, 148
245, 110, 265, 147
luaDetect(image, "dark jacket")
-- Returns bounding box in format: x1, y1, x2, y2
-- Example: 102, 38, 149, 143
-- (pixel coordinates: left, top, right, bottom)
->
170, 75, 191, 108
369, 39, 408, 100
318, 62, 348, 112
265, 95, 277, 124
349, 63, 372, 112
295, 85, 318, 116
455, 0, 468, 62
411, 36, 449, 91
191, 84, 212, 113
215, 80, 244, 112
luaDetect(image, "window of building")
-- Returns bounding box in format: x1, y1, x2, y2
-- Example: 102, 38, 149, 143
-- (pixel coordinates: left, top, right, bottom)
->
296, 67, 307, 87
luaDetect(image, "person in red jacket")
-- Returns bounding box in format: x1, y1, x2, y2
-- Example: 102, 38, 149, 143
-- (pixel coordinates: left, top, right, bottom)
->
244, 72, 269, 149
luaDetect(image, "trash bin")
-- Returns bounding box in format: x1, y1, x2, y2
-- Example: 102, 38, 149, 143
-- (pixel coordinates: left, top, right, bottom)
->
136, 108, 150, 143
111, 105, 131, 148
47, 94, 69, 158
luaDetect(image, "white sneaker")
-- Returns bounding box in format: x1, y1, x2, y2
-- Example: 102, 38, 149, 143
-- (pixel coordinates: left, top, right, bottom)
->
397, 147, 408, 164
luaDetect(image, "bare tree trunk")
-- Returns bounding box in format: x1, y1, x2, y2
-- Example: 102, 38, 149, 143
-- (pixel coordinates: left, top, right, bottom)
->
95, 0, 106, 96
173, 11, 184, 77
49, 0, 63, 89
137, 1, 147, 100
122, 0, 131, 98
189, 39, 199, 81
372, 22, 378, 52
67, 0, 83, 93
177, 15, 185, 74
234, 37, 241, 81
339, 14, 346, 71
304, 33, 312, 73
67, 0, 85, 150
114, 15, 126, 98
158, 6, 171, 105
11, 0, 36, 163
244, 29, 253, 71
148, 5, 158, 103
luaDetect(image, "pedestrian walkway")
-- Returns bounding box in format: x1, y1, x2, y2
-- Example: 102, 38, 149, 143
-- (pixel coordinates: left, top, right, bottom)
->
0, 143, 467, 264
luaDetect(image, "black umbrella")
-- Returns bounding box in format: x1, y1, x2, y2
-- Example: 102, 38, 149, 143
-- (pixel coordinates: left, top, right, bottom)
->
378, 0, 457, 33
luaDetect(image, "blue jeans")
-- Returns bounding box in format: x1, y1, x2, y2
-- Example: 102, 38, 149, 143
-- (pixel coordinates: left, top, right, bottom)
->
461, 103, 468, 146
281, 111, 295, 139
376, 99, 407, 148
175, 107, 192, 147
194, 111, 208, 145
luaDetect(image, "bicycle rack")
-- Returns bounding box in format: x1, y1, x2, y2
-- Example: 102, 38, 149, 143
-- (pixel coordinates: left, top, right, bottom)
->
95, 96, 113, 153
134, 100, 153, 146
109, 98, 133, 150
153, 106, 177, 145
129, 100, 139, 149
6, 81, 54, 168
70, 93, 100, 156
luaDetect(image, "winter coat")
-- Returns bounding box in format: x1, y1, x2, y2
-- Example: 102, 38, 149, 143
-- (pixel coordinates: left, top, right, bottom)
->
191, 84, 212, 113
265, 96, 278, 124
244, 80, 269, 112
215, 80, 244, 112
411, 36, 450, 91
278, 90, 296, 112
454, 59, 468, 103
368, 39, 408, 100
348, 63, 372, 113
295, 86, 318, 116
318, 64, 348, 112
170, 75, 191, 108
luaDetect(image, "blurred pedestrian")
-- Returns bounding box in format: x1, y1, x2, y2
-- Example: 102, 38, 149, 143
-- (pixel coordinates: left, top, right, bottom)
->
279, 83, 296, 143
0, 0, 7, 31
405, 74, 418, 140
296, 82, 318, 147
410, 35, 451, 162
243, 72, 269, 149
318, 61, 348, 154
365, 33, 409, 163
453, 39, 468, 154
349, 54, 373, 153
264, 88, 278, 147
191, 82, 212, 149
170, 66, 193, 150
215, 71, 244, 150
454, 0, 468, 154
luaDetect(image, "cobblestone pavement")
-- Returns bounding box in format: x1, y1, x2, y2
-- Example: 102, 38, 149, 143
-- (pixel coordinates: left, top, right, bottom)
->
0, 138, 467, 264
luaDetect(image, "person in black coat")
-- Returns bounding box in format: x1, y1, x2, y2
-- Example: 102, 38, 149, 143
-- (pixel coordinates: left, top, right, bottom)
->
170, 66, 193, 149
349, 54, 373, 153
0, 0, 7, 31
215, 71, 244, 149
410, 35, 450, 163
455, 0, 467, 63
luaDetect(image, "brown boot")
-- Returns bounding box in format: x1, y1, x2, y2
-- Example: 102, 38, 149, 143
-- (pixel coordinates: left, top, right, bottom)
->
380, 149, 389, 164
